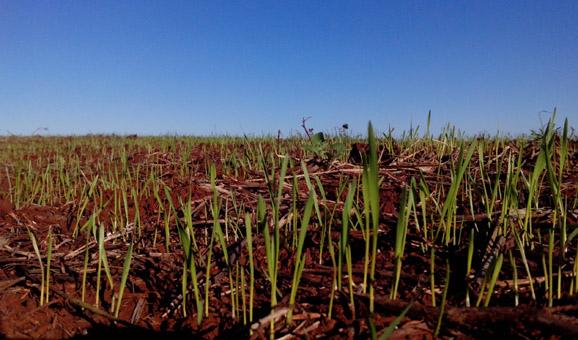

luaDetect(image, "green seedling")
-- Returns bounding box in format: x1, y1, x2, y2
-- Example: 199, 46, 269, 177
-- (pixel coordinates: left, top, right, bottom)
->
114, 243, 133, 318
363, 121, 380, 313
391, 186, 413, 300
26, 227, 46, 306
287, 194, 314, 323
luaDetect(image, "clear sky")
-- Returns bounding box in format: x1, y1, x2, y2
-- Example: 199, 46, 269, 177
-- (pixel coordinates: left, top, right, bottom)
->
1, 1, 577, 136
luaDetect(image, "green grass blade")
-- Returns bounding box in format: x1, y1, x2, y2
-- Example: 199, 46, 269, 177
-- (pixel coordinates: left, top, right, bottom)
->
114, 243, 134, 318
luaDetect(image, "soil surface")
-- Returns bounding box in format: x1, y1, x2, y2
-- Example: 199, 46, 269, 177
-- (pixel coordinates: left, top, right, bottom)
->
1, 136, 578, 339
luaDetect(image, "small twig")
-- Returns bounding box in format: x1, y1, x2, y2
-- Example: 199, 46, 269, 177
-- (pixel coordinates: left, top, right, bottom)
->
301, 117, 312, 140
199, 183, 232, 196
494, 270, 576, 288
52, 289, 135, 327
130, 297, 146, 324
295, 320, 321, 336
64, 227, 134, 260
0, 276, 26, 292
250, 306, 290, 331
290, 312, 322, 321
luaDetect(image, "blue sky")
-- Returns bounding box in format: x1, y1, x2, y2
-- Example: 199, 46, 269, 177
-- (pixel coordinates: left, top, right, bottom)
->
1, 1, 577, 136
